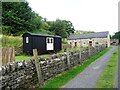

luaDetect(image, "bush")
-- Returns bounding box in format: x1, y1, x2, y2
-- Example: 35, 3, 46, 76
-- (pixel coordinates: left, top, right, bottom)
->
1, 35, 22, 47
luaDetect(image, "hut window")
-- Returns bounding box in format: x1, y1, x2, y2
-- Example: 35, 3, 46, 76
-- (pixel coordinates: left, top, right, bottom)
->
26, 37, 29, 43
47, 38, 53, 43
47, 38, 50, 43
51, 38, 53, 43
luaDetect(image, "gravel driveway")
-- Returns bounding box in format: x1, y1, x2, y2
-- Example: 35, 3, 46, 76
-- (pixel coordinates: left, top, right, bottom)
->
61, 46, 117, 88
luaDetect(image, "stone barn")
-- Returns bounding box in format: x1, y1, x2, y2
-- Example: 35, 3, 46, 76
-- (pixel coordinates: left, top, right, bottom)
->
67, 31, 110, 47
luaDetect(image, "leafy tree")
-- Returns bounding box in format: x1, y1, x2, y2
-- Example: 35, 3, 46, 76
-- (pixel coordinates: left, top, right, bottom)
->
47, 19, 74, 38
62, 20, 75, 35
74, 30, 94, 34
112, 31, 120, 43
2, 2, 75, 37
29, 12, 43, 31
2, 2, 39, 35
41, 21, 50, 30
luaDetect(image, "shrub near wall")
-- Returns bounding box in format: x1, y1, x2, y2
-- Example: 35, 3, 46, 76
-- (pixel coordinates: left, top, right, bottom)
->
1, 35, 22, 47
1, 45, 107, 89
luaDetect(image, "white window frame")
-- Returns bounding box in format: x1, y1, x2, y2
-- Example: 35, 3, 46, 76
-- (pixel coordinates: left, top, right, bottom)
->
26, 37, 29, 43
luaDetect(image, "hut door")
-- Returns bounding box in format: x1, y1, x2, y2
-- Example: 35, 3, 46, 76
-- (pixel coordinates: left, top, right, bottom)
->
46, 37, 54, 50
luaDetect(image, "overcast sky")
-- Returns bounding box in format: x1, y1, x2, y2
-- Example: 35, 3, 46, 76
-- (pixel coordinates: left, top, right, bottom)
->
27, 0, 119, 35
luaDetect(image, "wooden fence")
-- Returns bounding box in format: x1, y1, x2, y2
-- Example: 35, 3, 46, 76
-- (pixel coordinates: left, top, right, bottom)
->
2, 47, 15, 64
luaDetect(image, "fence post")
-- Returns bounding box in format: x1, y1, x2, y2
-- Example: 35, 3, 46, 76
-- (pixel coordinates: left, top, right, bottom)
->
67, 50, 70, 69
33, 49, 43, 83
89, 47, 91, 56
12, 47, 15, 62
98, 46, 99, 53
79, 51, 81, 63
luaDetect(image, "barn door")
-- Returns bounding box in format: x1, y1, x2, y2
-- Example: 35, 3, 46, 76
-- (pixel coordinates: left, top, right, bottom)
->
46, 37, 54, 50
89, 41, 92, 47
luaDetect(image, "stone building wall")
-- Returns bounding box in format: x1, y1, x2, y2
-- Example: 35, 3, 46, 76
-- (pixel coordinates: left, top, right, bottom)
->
67, 35, 110, 47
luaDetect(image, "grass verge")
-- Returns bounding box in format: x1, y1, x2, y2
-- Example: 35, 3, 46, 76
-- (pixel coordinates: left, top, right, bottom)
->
96, 48, 118, 88
15, 55, 33, 61
37, 47, 111, 89
15, 54, 51, 61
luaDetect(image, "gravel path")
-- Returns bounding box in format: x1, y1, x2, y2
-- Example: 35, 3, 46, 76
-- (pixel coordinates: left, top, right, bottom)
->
61, 46, 117, 88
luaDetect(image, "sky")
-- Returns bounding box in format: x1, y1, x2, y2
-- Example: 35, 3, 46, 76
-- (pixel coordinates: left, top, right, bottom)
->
27, 0, 119, 35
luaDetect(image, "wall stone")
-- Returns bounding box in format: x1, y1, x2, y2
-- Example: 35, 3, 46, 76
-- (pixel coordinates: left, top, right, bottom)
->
1, 45, 106, 89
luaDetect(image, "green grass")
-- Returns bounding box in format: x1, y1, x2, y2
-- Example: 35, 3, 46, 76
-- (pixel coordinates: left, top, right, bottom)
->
15, 47, 85, 61
15, 54, 33, 61
1, 35, 22, 47
96, 48, 118, 88
15, 53, 52, 61
37, 47, 111, 89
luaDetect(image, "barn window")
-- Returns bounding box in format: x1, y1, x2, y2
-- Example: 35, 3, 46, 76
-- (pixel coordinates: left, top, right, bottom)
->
89, 41, 92, 43
26, 37, 29, 43
95, 42, 99, 44
75, 42, 77, 46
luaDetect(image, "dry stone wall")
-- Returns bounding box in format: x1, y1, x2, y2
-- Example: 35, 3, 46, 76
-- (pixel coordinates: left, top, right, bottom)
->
0, 45, 107, 90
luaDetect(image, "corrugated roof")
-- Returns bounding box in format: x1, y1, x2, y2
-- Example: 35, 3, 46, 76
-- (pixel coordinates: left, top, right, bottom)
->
22, 33, 61, 38
67, 31, 109, 40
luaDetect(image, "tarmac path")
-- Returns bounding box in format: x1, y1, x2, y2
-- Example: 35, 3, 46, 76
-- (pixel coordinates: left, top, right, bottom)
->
61, 46, 117, 88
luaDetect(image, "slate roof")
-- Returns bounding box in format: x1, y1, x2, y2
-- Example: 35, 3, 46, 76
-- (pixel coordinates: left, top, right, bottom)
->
67, 31, 109, 40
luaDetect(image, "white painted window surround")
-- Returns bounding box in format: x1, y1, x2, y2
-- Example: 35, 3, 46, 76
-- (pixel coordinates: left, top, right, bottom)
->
26, 37, 29, 43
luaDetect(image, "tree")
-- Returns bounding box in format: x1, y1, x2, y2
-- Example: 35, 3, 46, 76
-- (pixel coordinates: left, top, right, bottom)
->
47, 19, 75, 38
62, 20, 75, 35
74, 30, 94, 35
29, 12, 43, 31
2, 2, 40, 35
112, 31, 120, 44
2, 2, 75, 36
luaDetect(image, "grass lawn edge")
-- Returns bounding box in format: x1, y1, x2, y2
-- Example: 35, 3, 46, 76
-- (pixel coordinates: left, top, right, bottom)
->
37, 47, 111, 89
95, 47, 118, 88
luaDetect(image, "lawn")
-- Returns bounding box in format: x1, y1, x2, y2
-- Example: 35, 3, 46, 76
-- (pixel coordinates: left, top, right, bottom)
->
96, 48, 118, 88
15, 54, 51, 61
15, 55, 34, 61
15, 47, 87, 61
37, 47, 111, 89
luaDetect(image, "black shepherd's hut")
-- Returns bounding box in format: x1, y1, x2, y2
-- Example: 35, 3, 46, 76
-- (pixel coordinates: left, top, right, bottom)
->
22, 33, 62, 55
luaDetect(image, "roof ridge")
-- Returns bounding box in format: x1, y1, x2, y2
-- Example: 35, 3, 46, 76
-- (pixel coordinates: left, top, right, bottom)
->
67, 31, 109, 40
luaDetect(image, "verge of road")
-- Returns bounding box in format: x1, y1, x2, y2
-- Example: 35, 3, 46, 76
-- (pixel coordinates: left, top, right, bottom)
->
118, 46, 120, 90
61, 46, 117, 88
37, 47, 110, 89
96, 47, 118, 88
